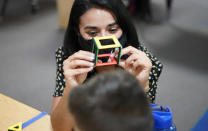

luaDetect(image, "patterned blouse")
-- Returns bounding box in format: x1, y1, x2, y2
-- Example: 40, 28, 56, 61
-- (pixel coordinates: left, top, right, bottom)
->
53, 45, 163, 103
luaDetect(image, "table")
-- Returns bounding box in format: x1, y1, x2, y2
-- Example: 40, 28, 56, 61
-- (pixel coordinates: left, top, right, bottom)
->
0, 93, 52, 131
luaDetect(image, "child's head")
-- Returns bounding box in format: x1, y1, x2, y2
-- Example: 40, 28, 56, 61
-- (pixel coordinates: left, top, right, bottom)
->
68, 70, 153, 131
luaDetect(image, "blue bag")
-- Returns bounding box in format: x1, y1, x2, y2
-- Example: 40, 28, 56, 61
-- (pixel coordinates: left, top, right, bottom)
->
152, 104, 176, 131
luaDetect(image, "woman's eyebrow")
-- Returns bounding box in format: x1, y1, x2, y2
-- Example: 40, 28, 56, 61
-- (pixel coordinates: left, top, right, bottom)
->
108, 22, 117, 27
84, 26, 97, 30
84, 22, 117, 30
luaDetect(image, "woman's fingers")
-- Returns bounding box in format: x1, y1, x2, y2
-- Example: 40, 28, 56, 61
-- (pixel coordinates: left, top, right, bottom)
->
125, 54, 139, 67
119, 60, 126, 68
64, 67, 92, 88
121, 46, 138, 56
120, 46, 137, 69
123, 47, 152, 70
133, 58, 152, 71
120, 46, 152, 91
67, 59, 94, 69
63, 59, 94, 80
69, 50, 95, 62
64, 67, 93, 77
63, 50, 95, 70
62, 50, 95, 87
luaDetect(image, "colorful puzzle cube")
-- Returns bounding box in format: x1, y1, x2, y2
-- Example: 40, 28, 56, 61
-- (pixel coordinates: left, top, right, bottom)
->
92, 36, 122, 67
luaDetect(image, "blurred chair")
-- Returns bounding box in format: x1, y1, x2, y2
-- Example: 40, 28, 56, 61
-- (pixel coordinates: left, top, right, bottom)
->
0, 0, 39, 19
128, 0, 174, 21
166, 0, 173, 11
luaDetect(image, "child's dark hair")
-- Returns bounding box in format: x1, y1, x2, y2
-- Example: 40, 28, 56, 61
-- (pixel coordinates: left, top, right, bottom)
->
68, 70, 153, 131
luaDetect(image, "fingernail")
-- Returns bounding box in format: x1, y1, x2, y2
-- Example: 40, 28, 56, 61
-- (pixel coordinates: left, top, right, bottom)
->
90, 57, 95, 61
90, 54, 95, 60
89, 67, 93, 70
90, 63, 94, 66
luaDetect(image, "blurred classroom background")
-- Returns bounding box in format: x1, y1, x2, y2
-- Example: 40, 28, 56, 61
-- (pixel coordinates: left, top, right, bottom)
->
0, 0, 208, 131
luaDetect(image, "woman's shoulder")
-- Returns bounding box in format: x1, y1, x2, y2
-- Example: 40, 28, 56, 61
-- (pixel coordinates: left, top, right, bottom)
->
55, 46, 66, 64
55, 46, 64, 57
137, 44, 148, 53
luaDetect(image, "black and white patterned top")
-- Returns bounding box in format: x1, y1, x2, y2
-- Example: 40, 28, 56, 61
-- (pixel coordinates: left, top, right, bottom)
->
53, 45, 163, 103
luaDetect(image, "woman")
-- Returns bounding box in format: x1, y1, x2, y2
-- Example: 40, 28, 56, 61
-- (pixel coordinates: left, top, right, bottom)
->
51, 0, 162, 130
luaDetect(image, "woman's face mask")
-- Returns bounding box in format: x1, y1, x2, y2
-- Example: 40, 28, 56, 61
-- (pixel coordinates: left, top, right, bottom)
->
77, 35, 93, 52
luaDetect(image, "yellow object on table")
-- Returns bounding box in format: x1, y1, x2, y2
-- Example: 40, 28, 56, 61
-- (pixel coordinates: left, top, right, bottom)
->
0, 93, 52, 131
8, 122, 22, 131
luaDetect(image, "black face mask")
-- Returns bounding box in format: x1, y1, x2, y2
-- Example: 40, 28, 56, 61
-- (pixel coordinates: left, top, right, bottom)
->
77, 35, 93, 51
118, 33, 127, 47
77, 33, 127, 51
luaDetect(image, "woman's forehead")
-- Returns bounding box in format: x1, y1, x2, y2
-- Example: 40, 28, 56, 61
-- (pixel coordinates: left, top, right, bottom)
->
79, 8, 117, 28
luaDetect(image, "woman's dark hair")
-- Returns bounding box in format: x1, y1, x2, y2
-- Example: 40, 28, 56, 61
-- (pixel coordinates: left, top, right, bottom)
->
68, 70, 153, 131
63, 0, 140, 57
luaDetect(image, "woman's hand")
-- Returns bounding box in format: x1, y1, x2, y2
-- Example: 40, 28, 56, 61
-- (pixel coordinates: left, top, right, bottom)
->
51, 50, 94, 131
63, 50, 94, 89
119, 46, 152, 92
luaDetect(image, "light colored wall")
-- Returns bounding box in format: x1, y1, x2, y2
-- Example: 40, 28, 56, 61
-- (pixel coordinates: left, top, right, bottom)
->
56, 0, 74, 29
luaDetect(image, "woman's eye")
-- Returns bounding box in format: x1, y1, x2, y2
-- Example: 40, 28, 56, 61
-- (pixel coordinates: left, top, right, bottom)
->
87, 31, 97, 37
109, 28, 118, 33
